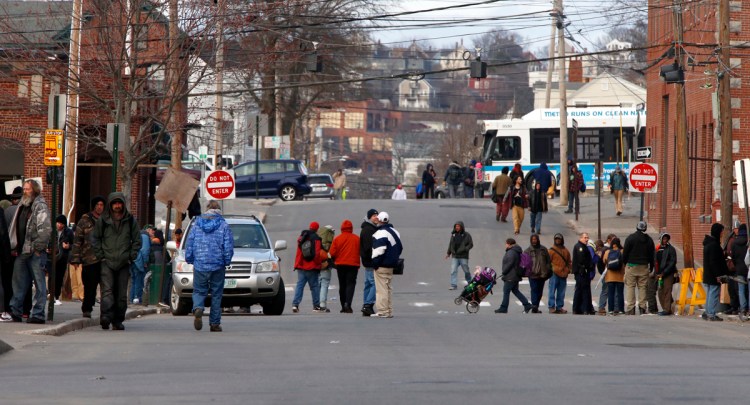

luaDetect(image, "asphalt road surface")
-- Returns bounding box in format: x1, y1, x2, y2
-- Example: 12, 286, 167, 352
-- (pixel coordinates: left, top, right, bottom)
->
1, 199, 749, 404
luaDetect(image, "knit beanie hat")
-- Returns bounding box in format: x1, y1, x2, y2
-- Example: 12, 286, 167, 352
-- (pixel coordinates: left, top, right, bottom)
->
309, 221, 320, 231
710, 223, 724, 239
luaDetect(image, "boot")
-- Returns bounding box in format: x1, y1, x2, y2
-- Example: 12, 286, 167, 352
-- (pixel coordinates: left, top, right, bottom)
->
361, 304, 375, 317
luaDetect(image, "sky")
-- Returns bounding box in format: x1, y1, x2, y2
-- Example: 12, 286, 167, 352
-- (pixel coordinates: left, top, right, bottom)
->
371, 0, 623, 54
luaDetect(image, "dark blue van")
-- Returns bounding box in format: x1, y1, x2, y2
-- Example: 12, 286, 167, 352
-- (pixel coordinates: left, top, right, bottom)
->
233, 159, 312, 201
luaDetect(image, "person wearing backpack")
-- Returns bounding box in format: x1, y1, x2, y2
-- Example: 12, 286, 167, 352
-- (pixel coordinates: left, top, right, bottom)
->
548, 233, 571, 314
596, 234, 617, 315
524, 233, 551, 313
444, 161, 463, 199
316, 225, 335, 313
494, 238, 532, 314
655, 233, 678, 316
609, 165, 629, 216
572, 232, 595, 315
292, 222, 325, 313
603, 237, 625, 315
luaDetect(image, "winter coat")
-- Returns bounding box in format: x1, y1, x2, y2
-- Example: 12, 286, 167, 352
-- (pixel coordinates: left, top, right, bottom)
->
655, 243, 678, 278
422, 165, 436, 187
93, 192, 140, 269
572, 241, 593, 277
372, 223, 403, 269
603, 248, 625, 283
317, 227, 335, 251
328, 220, 360, 267
55, 226, 74, 263
622, 230, 655, 268
730, 234, 749, 278
359, 219, 378, 268
333, 171, 347, 190
609, 170, 628, 191
501, 244, 523, 283
569, 170, 584, 193
185, 209, 234, 272
445, 163, 463, 186
294, 230, 325, 271
533, 162, 552, 191
9, 195, 51, 255
549, 240, 571, 278
447, 221, 473, 259
492, 174, 512, 197
132, 232, 151, 271
525, 242, 551, 280
528, 188, 548, 213
69, 211, 101, 265
0, 207, 11, 269
505, 185, 527, 208
703, 234, 728, 285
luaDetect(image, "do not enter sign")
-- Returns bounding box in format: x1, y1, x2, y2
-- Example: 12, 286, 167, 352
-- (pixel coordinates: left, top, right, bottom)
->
629, 163, 658, 193
205, 170, 236, 200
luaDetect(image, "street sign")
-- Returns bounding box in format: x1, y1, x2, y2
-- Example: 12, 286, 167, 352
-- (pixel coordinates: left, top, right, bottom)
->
44, 129, 64, 166
629, 162, 658, 193
198, 145, 208, 160
204, 169, 235, 200
636, 146, 652, 160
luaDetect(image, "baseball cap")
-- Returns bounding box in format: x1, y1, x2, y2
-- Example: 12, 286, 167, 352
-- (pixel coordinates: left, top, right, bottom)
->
377, 212, 389, 223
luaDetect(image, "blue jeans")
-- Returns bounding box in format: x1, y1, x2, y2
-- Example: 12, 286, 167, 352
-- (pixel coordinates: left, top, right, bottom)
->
607, 282, 625, 312
548, 274, 567, 309
450, 258, 471, 288
448, 184, 460, 198
192, 269, 225, 326
497, 281, 530, 312
293, 270, 320, 308
363, 267, 376, 306
319, 269, 331, 308
598, 280, 608, 310
739, 282, 749, 312
129, 264, 146, 302
704, 283, 720, 316
567, 191, 579, 212
10, 252, 47, 319
529, 211, 543, 233
529, 278, 546, 308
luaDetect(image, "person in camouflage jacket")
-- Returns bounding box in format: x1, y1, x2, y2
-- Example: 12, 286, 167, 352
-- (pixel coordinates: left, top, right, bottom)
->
69, 195, 105, 318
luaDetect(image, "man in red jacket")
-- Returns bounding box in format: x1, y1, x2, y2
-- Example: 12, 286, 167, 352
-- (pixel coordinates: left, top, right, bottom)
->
292, 222, 324, 313
328, 219, 360, 313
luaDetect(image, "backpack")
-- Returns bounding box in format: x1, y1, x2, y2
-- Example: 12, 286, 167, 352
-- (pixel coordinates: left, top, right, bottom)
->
448, 166, 462, 183
518, 252, 533, 277
299, 231, 316, 261
580, 182, 586, 192
607, 249, 622, 270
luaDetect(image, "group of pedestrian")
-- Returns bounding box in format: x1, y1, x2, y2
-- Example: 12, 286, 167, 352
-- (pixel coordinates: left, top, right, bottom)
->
291, 208, 403, 318
421, 160, 484, 199
490, 163, 549, 235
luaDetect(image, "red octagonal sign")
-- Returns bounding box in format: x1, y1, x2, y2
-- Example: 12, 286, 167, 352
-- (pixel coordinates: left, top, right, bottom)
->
205, 170, 235, 200
629, 163, 658, 193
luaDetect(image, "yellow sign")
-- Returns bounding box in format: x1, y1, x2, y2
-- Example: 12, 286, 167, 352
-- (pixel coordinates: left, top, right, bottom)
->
44, 129, 64, 166
675, 268, 706, 316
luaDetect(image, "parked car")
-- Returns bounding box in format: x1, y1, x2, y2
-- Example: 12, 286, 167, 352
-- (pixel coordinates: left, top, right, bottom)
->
155, 159, 202, 184
233, 159, 312, 201
305, 173, 335, 200
166, 215, 287, 316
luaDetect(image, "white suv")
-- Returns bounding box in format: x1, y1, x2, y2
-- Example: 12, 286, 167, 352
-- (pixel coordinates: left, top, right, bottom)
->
166, 215, 287, 315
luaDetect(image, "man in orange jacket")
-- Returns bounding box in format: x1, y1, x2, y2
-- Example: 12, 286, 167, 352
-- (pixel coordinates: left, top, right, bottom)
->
328, 219, 360, 313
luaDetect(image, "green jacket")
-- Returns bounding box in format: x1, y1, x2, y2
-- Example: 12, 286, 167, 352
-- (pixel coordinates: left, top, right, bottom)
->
93, 192, 141, 269
70, 211, 100, 265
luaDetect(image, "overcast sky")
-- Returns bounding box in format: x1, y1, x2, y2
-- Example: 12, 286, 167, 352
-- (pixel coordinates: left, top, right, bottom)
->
371, 0, 618, 53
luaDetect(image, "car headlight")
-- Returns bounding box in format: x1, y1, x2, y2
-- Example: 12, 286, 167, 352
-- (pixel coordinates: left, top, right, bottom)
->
256, 261, 279, 272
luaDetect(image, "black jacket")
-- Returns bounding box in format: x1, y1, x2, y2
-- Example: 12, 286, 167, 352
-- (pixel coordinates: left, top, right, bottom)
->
572, 241, 593, 277
655, 243, 677, 277
622, 230, 655, 268
0, 207, 11, 269
730, 234, 749, 278
447, 221, 473, 259
703, 234, 728, 285
359, 219, 378, 268
501, 244, 523, 283
528, 188, 547, 213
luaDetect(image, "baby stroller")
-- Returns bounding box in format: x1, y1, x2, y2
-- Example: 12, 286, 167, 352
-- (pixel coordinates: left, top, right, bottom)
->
454, 267, 497, 313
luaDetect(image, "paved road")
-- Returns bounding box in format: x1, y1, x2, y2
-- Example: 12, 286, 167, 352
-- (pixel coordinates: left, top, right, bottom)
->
1, 196, 748, 403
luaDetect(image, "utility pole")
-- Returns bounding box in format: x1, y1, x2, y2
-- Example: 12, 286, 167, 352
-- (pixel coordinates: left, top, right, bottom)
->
718, 0, 733, 233
544, 10, 556, 108
62, 0, 82, 220
168, 0, 181, 232
673, 1, 693, 268
556, 0, 569, 207
214, 0, 225, 170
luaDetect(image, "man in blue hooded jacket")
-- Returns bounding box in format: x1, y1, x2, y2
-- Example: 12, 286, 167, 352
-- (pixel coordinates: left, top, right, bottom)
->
185, 200, 234, 332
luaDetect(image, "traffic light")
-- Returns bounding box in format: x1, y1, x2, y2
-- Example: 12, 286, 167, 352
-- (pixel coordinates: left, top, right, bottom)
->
470, 59, 487, 79
660, 62, 684, 84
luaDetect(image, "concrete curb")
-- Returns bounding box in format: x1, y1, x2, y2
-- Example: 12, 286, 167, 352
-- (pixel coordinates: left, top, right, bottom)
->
26, 307, 162, 337
0, 338, 13, 356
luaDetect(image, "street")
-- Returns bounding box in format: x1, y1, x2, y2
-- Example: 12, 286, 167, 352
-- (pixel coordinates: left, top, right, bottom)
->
0, 196, 749, 404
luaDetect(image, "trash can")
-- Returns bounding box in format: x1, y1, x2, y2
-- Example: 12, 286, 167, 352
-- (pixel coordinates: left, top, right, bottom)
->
148, 264, 165, 306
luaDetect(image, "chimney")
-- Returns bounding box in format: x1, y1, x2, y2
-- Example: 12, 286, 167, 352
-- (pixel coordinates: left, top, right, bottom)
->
568, 57, 583, 83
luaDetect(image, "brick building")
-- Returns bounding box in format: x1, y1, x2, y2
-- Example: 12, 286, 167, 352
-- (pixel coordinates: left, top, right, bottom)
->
646, 1, 747, 263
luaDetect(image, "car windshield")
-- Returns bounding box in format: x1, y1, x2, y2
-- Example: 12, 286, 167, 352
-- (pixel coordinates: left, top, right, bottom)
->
229, 223, 270, 249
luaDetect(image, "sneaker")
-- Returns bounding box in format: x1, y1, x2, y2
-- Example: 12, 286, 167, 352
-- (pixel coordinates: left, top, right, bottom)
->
709, 315, 724, 322
313, 306, 323, 313
193, 308, 204, 331
132, 298, 140, 305
112, 323, 125, 331
101, 317, 111, 330
597, 308, 607, 316
564, 209, 573, 214
292, 305, 299, 313
10, 313, 22, 322
27, 317, 45, 324
523, 305, 532, 313
0, 312, 12, 322
370, 313, 392, 318
210, 324, 222, 332
494, 309, 507, 314
449, 286, 457, 290
54, 299, 62, 306
157, 302, 169, 308
548, 307, 556, 314
658, 311, 672, 316
321, 307, 331, 313
361, 305, 375, 316
555, 308, 568, 314
223, 307, 235, 313
701, 313, 708, 320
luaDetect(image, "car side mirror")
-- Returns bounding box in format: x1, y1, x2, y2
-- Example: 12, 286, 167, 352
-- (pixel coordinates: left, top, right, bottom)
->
274, 240, 287, 252
166, 241, 178, 253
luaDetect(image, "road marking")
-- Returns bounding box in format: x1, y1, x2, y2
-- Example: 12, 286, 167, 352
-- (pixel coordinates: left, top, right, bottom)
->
417, 282, 430, 286
411, 302, 434, 307
479, 301, 490, 306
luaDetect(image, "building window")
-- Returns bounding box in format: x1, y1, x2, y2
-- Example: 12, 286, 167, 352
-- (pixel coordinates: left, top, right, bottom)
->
344, 112, 364, 129
135, 24, 149, 51
319, 112, 341, 128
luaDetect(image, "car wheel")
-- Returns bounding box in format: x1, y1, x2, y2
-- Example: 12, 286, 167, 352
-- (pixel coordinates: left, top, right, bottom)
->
261, 278, 285, 315
279, 186, 297, 201
170, 285, 192, 316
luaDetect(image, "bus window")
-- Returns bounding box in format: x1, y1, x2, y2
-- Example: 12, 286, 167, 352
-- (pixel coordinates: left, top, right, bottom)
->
488, 136, 520, 161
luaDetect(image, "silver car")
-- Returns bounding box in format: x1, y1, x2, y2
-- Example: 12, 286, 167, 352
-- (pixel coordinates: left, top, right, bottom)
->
166, 215, 287, 316
305, 173, 335, 199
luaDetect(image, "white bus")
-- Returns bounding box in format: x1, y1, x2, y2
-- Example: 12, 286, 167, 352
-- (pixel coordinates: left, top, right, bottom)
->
478, 107, 646, 190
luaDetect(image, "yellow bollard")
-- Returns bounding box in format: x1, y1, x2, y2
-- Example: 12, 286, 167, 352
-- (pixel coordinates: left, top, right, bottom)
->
689, 268, 706, 315
675, 268, 706, 316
